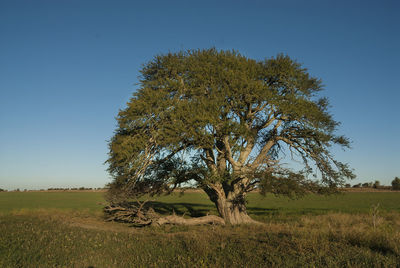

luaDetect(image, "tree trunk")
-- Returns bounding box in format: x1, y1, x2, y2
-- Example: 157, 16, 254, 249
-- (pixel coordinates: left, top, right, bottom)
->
215, 195, 255, 225
204, 185, 259, 225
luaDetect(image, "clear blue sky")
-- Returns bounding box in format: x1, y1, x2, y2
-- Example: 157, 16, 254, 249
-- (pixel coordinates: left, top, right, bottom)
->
0, 0, 399, 190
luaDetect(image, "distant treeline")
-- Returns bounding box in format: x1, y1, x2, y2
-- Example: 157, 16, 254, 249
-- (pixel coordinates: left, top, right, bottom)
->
344, 183, 392, 189
1, 178, 399, 192
47, 187, 106, 191
344, 177, 400, 190
0, 187, 106, 192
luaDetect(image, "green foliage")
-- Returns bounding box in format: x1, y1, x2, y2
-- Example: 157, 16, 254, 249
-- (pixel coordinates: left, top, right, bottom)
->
258, 171, 337, 198
392, 177, 400, 190
106, 48, 354, 202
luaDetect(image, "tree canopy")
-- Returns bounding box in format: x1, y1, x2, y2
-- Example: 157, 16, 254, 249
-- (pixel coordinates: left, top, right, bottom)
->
106, 48, 355, 224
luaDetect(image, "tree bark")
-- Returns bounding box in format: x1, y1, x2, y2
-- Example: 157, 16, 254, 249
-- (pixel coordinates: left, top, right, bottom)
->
215, 195, 255, 225
204, 184, 260, 225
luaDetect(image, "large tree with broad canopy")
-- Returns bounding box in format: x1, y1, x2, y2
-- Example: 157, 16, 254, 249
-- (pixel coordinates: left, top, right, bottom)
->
106, 49, 354, 225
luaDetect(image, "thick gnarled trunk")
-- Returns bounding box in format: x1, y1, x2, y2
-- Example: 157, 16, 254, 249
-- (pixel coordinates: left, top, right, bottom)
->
204, 184, 256, 225
215, 195, 254, 225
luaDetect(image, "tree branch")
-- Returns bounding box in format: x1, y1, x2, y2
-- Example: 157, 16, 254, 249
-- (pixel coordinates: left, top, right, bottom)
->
237, 138, 254, 166
251, 120, 283, 168
201, 148, 217, 172
222, 136, 240, 170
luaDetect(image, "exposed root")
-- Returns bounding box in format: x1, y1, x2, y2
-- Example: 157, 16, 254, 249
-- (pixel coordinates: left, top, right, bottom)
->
152, 215, 225, 226
244, 218, 266, 226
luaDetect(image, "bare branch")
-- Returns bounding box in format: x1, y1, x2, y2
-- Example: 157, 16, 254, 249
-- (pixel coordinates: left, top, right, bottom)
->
201, 148, 217, 172
222, 136, 240, 170
237, 138, 255, 166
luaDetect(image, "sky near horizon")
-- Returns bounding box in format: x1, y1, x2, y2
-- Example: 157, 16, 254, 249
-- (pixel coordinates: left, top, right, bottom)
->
0, 0, 399, 190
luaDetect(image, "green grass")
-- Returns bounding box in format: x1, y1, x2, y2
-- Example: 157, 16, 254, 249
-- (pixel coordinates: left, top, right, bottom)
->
0, 191, 399, 267
2, 191, 399, 216
150, 191, 400, 218
0, 191, 105, 213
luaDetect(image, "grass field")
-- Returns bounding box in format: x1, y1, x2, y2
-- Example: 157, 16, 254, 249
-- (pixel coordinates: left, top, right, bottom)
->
1, 191, 399, 267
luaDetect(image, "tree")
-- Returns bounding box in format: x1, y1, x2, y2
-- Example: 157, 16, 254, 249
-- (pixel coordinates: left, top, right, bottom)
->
373, 180, 380, 189
106, 49, 355, 225
392, 177, 400, 190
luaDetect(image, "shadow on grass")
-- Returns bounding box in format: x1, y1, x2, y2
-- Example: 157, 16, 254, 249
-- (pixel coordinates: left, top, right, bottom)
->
142, 201, 213, 217
247, 206, 332, 216
122, 201, 333, 219
123, 201, 285, 217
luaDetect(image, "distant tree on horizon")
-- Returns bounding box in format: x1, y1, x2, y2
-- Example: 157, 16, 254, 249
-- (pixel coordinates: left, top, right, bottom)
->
392, 177, 400, 190
373, 180, 380, 189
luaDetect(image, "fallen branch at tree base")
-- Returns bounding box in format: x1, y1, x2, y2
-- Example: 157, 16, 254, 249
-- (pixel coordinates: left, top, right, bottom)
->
103, 202, 226, 226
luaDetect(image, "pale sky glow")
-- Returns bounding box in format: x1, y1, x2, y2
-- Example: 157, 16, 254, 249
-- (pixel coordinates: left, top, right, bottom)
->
0, 0, 399, 190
